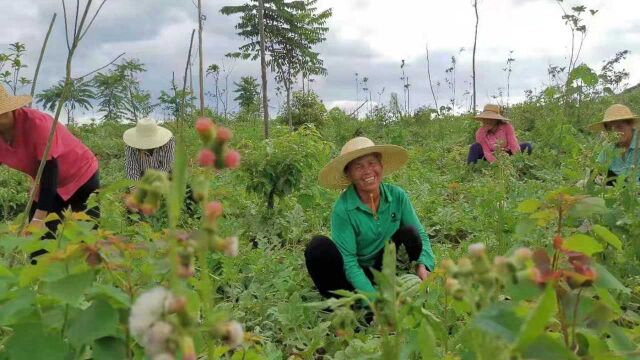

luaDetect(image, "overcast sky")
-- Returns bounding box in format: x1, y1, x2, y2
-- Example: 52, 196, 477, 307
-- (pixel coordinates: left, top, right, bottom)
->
2, 0, 639, 120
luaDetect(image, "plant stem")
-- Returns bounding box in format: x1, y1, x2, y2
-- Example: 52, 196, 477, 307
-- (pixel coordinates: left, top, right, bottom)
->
570, 288, 583, 350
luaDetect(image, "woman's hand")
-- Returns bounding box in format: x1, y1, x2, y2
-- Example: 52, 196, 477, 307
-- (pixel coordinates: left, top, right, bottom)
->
416, 263, 430, 281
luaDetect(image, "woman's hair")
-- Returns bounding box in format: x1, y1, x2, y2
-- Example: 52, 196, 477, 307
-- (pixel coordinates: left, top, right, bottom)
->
343, 152, 382, 174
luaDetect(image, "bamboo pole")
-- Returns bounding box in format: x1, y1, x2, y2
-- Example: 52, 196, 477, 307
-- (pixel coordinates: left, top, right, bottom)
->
30, 13, 57, 103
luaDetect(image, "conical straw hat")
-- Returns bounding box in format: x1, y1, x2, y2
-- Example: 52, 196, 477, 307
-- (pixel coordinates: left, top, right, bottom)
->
123, 117, 173, 149
318, 137, 408, 189
0, 86, 32, 115
588, 104, 639, 132
475, 104, 510, 122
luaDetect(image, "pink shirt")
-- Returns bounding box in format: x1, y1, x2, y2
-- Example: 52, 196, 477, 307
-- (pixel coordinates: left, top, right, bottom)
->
0, 108, 98, 201
475, 122, 520, 163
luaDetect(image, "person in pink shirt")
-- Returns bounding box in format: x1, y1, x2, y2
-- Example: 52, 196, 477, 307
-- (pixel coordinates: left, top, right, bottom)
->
0, 86, 99, 242
467, 104, 532, 164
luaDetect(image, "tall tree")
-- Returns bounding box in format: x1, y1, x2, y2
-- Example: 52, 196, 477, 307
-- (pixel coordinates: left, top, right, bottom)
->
36, 78, 95, 125
221, 0, 332, 130
472, 0, 479, 113
233, 76, 261, 114
258, 0, 269, 138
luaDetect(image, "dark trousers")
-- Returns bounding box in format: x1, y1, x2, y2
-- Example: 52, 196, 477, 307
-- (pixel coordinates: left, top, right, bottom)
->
467, 142, 533, 164
304, 226, 422, 298
29, 171, 100, 259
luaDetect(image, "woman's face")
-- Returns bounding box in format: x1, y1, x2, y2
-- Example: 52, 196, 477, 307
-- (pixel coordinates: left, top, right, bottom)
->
0, 111, 14, 133
480, 118, 499, 130
346, 153, 383, 194
605, 120, 634, 147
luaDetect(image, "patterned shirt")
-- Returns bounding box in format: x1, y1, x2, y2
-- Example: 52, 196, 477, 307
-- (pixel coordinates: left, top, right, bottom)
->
125, 137, 175, 180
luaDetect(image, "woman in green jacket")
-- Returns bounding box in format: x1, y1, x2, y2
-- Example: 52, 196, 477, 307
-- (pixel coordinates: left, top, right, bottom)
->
305, 137, 436, 298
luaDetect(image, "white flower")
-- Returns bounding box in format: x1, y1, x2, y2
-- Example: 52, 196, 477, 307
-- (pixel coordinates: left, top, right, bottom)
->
468, 243, 486, 257
222, 321, 244, 348
129, 287, 174, 339
143, 321, 173, 352
514, 247, 533, 261
223, 236, 239, 257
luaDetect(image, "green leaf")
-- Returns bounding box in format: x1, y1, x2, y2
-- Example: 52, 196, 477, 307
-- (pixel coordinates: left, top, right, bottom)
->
595, 287, 622, 315
593, 263, 629, 293
514, 285, 557, 350
473, 303, 523, 342
591, 224, 622, 250
41, 271, 95, 305
517, 199, 541, 213
569, 64, 599, 87
67, 299, 119, 347
0, 262, 14, 278
5, 323, 70, 360
93, 337, 127, 360
563, 234, 603, 256
571, 197, 607, 218
417, 321, 437, 359
0, 288, 36, 326
519, 333, 579, 359
86, 284, 131, 308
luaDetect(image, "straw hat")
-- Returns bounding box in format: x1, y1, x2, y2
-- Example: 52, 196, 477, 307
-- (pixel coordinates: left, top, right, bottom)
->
318, 137, 408, 189
475, 104, 510, 122
0, 86, 32, 115
123, 117, 173, 149
588, 104, 639, 132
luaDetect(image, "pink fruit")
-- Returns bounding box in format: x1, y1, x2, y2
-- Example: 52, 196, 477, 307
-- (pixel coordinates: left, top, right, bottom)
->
216, 127, 233, 142
198, 149, 216, 167
224, 150, 241, 169
195, 117, 214, 141
205, 201, 223, 221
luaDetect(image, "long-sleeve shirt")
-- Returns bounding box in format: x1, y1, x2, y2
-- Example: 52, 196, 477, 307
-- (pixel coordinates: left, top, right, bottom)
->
125, 137, 175, 180
0, 107, 98, 201
597, 128, 640, 180
476, 122, 520, 163
330, 182, 436, 294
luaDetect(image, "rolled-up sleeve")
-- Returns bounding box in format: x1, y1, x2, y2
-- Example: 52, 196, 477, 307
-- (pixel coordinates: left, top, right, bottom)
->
398, 189, 435, 271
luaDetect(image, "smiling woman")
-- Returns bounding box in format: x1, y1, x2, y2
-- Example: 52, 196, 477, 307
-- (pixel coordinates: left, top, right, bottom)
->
305, 137, 436, 299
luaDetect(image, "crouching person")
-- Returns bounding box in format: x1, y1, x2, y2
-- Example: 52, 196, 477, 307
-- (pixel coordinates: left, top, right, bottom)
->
305, 137, 435, 299
589, 104, 640, 185
467, 104, 532, 164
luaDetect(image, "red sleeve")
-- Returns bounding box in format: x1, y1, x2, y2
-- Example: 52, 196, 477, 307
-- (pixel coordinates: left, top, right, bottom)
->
504, 123, 520, 154
476, 127, 496, 163
29, 110, 62, 160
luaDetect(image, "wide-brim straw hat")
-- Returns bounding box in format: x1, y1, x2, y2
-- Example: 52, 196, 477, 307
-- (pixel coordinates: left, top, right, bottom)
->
318, 137, 408, 189
475, 104, 510, 122
588, 104, 639, 132
123, 117, 173, 149
0, 86, 32, 115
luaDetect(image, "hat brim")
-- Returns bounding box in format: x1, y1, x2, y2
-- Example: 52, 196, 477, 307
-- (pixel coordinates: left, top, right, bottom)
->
587, 116, 640, 132
0, 95, 32, 115
123, 126, 173, 149
318, 145, 408, 189
475, 111, 510, 122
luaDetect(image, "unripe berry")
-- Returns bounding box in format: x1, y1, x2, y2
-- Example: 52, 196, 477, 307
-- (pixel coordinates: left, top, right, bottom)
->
198, 149, 216, 168
224, 150, 241, 169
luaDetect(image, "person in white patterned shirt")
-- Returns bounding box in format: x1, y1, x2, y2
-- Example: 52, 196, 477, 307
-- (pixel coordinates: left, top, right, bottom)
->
123, 117, 175, 182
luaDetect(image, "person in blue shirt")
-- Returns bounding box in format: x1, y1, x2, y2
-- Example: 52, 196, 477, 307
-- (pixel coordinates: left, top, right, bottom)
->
589, 104, 640, 185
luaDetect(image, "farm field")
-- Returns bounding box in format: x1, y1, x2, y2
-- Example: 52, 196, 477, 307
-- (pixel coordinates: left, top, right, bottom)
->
1, 0, 640, 359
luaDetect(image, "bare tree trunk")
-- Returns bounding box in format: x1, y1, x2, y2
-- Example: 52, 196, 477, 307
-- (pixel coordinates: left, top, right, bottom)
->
472, 0, 479, 113
30, 13, 57, 104
197, 0, 205, 117
286, 65, 293, 130
425, 42, 439, 114
258, 0, 269, 138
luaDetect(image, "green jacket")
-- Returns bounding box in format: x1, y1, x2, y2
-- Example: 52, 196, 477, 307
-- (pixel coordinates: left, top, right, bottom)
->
330, 183, 435, 294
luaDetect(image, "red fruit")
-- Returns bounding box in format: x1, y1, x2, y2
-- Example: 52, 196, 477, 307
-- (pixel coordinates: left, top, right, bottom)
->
205, 201, 223, 221
224, 150, 241, 169
195, 117, 214, 141
216, 127, 233, 142
198, 149, 216, 167
553, 235, 563, 250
